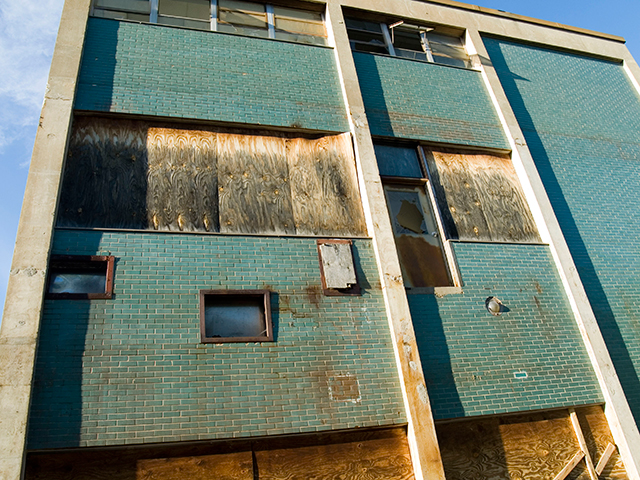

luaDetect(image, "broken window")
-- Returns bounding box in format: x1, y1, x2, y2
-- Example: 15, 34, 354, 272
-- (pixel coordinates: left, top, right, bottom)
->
90, 0, 326, 46
200, 290, 272, 343
376, 144, 541, 290
46, 255, 115, 300
345, 15, 471, 69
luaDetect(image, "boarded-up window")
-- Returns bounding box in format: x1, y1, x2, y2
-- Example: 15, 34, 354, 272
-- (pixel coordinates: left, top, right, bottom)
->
423, 149, 540, 243
58, 117, 366, 237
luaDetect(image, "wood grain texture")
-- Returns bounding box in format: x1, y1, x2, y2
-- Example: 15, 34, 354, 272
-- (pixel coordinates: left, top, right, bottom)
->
255, 437, 414, 480
424, 149, 540, 243
437, 409, 628, 480
576, 406, 628, 479
136, 452, 253, 480
287, 133, 366, 236
146, 126, 218, 232
217, 133, 295, 234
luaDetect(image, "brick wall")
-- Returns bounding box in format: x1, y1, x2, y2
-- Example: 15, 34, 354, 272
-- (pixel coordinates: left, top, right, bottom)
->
411, 242, 603, 420
28, 230, 405, 449
352, 52, 509, 149
75, 18, 349, 132
484, 37, 640, 423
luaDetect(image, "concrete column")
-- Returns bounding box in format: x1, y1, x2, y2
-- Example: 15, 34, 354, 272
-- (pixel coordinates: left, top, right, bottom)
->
324, 3, 446, 480
0, 0, 91, 478
466, 28, 640, 479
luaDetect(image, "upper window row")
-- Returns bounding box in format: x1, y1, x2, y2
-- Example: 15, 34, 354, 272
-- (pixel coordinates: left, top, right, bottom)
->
92, 0, 327, 46
345, 17, 471, 69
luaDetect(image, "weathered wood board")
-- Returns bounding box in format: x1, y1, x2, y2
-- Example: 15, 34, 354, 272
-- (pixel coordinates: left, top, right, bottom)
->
437, 406, 627, 480
58, 117, 366, 237
424, 149, 540, 243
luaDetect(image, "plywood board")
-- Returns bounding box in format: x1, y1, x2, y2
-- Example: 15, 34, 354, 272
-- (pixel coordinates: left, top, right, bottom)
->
424, 149, 540, 243
136, 451, 253, 480
217, 133, 295, 234
286, 133, 366, 236
255, 436, 414, 480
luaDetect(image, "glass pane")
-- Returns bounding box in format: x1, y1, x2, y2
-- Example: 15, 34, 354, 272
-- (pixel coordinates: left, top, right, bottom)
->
393, 28, 423, 52
158, 0, 209, 20
273, 6, 324, 37
275, 31, 326, 46
204, 298, 266, 338
344, 18, 382, 34
218, 0, 266, 29
49, 272, 106, 294
217, 22, 269, 37
395, 48, 429, 61
158, 14, 210, 29
374, 145, 423, 178
385, 186, 451, 287
93, 8, 150, 21
95, 0, 150, 13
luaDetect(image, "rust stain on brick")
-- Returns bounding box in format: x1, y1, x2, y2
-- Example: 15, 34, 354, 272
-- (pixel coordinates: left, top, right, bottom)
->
305, 285, 322, 309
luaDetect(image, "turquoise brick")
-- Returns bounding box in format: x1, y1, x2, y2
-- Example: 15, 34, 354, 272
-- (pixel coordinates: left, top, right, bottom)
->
28, 230, 405, 449
411, 243, 602, 420
484, 37, 640, 424
352, 52, 509, 149
75, 18, 349, 132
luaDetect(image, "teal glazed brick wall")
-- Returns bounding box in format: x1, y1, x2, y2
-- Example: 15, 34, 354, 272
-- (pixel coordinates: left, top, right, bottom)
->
352, 52, 509, 149
410, 243, 603, 420
75, 18, 349, 132
484, 37, 640, 423
27, 230, 405, 449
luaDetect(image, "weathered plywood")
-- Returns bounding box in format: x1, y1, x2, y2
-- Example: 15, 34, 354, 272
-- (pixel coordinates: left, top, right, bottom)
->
255, 436, 414, 480
576, 406, 628, 479
136, 452, 253, 480
146, 126, 218, 232
217, 133, 295, 234
59, 117, 150, 229
425, 149, 540, 243
287, 133, 366, 236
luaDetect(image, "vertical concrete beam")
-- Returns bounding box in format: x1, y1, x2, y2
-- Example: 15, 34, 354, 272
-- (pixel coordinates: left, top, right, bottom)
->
325, 3, 446, 480
466, 28, 640, 479
0, 0, 91, 478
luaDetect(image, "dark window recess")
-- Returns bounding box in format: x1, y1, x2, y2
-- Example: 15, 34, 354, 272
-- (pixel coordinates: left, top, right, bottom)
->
200, 290, 273, 343
46, 255, 115, 299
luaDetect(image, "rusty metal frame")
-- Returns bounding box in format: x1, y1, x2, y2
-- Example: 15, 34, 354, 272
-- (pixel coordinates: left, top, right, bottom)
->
316, 239, 361, 296
45, 255, 115, 300
199, 289, 273, 343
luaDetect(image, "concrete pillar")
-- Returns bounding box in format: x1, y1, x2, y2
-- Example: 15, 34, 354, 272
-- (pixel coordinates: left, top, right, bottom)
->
324, 3, 446, 480
0, 0, 91, 478
466, 28, 640, 480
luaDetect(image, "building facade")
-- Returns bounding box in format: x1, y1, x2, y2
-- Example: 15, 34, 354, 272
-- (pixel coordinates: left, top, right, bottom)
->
2, 0, 640, 478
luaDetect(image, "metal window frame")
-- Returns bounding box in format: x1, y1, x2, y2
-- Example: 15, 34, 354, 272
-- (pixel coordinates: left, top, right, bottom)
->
46, 255, 116, 300
199, 289, 273, 343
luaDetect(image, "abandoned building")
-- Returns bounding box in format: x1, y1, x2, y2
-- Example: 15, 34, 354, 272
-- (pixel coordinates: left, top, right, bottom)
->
2, 0, 640, 478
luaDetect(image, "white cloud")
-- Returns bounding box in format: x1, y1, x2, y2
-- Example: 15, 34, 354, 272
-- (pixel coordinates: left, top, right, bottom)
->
0, 0, 64, 154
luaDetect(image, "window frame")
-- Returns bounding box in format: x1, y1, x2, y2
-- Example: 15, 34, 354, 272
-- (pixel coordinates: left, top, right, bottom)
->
199, 289, 273, 343
377, 144, 461, 292
91, 0, 327, 45
46, 255, 116, 300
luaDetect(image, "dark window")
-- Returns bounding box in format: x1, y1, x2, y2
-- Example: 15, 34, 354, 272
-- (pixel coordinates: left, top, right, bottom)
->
200, 290, 273, 343
46, 255, 115, 299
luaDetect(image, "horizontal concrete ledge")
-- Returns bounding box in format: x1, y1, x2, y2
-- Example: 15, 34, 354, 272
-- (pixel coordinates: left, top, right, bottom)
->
416, 0, 626, 43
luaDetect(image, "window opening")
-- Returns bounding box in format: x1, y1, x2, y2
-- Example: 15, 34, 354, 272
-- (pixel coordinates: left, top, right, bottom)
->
46, 255, 115, 300
345, 15, 471, 68
200, 290, 273, 343
91, 0, 327, 45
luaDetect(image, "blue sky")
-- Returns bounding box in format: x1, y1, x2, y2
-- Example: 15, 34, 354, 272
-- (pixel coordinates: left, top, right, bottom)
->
0, 0, 638, 315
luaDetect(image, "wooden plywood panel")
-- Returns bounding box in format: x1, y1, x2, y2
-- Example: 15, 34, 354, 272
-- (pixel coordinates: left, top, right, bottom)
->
576, 406, 628, 479
425, 149, 540, 243
136, 452, 253, 480
255, 436, 414, 480
59, 117, 150, 229
287, 133, 366, 236
146, 126, 218, 232
217, 133, 295, 234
